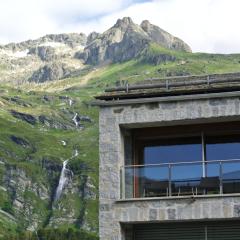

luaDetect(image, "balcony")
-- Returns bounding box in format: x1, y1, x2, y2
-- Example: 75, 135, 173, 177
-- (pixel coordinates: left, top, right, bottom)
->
121, 159, 240, 199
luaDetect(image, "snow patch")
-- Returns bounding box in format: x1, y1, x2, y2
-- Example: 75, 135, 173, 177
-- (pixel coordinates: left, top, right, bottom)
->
74, 45, 84, 51
39, 42, 66, 48
0, 49, 29, 58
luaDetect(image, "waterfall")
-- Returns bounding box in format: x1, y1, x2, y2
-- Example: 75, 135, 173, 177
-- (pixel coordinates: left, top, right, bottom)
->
74, 149, 79, 157
54, 160, 69, 201
72, 113, 79, 127
69, 99, 73, 107
35, 231, 40, 240
54, 150, 78, 201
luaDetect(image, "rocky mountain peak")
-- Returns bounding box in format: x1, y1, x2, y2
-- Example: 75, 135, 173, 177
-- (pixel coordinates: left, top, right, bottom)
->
140, 20, 151, 31
81, 17, 191, 65
140, 20, 191, 52
114, 17, 134, 28
87, 32, 100, 45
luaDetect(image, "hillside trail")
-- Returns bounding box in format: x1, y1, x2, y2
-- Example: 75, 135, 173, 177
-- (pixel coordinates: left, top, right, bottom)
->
78, 68, 99, 86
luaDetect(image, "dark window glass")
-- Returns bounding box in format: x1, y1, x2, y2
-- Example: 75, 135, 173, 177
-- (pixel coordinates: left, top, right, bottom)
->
143, 137, 202, 164
222, 161, 240, 193
206, 135, 240, 161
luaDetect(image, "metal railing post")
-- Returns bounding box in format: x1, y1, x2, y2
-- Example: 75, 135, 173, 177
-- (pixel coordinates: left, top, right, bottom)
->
219, 162, 223, 194
168, 164, 172, 196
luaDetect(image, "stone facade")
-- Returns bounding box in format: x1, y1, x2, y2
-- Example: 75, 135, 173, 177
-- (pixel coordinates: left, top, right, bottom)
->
99, 96, 240, 240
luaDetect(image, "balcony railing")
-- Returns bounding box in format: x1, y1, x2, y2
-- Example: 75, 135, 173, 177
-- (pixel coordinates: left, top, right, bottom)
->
120, 159, 240, 199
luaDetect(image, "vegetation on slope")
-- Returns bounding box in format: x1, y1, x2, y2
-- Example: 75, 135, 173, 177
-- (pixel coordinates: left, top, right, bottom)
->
1, 44, 240, 239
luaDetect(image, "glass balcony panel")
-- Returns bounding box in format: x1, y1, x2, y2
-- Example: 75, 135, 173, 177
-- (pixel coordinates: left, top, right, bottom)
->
206, 162, 219, 177
124, 167, 134, 198
171, 163, 202, 196
199, 162, 221, 194
124, 165, 169, 198
222, 161, 240, 194
122, 160, 240, 199
141, 165, 169, 198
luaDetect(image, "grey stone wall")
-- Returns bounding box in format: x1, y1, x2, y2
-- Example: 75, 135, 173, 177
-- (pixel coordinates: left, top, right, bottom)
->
99, 96, 240, 240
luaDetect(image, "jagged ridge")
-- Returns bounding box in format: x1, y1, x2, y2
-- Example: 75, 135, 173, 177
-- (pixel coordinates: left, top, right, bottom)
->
0, 17, 191, 83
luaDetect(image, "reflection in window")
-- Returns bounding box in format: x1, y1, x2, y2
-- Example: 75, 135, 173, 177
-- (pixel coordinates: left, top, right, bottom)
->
143, 137, 202, 164
128, 127, 240, 198
206, 135, 240, 161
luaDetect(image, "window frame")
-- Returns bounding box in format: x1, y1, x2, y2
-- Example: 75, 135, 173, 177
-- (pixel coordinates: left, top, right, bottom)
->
132, 122, 240, 166
128, 121, 240, 198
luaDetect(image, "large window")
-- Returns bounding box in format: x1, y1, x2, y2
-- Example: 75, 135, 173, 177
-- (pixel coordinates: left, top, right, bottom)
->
123, 122, 240, 198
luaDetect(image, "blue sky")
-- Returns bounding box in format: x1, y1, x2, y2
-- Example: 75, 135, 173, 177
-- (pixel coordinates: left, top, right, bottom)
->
1, 0, 240, 53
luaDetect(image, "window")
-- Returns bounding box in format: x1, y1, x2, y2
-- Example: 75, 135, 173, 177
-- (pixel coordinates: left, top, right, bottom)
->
122, 122, 240, 198
143, 137, 202, 164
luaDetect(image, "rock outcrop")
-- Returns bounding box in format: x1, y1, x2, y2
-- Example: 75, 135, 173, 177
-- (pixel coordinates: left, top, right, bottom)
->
82, 17, 150, 64
29, 62, 71, 82
1, 33, 87, 51
140, 20, 191, 52
11, 110, 37, 125
82, 17, 191, 65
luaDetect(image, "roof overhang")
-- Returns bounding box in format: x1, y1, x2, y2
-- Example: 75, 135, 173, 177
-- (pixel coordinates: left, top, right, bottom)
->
93, 90, 240, 107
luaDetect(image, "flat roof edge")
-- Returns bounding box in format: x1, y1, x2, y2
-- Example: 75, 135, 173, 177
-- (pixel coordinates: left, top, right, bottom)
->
92, 90, 240, 107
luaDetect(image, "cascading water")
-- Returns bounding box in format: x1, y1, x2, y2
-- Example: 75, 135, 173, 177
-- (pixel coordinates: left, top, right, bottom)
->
74, 149, 79, 157
54, 150, 79, 201
72, 113, 79, 127
54, 160, 69, 201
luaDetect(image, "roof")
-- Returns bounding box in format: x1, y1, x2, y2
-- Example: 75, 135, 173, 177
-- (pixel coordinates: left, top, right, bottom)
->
94, 72, 240, 105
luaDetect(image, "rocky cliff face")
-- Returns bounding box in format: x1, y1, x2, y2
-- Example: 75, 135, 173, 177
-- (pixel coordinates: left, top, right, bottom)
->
0, 17, 191, 83
82, 17, 150, 64
82, 17, 191, 65
0, 33, 87, 84
140, 20, 191, 52
0, 89, 98, 236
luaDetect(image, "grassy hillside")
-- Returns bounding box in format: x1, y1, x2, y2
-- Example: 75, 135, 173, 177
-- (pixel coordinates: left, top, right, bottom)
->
1, 44, 240, 239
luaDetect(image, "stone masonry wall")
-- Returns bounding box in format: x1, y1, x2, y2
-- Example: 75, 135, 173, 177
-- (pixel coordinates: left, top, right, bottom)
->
99, 96, 240, 240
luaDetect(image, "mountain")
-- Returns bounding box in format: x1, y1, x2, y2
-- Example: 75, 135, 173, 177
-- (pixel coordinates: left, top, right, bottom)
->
82, 17, 191, 65
1, 17, 240, 240
0, 17, 191, 84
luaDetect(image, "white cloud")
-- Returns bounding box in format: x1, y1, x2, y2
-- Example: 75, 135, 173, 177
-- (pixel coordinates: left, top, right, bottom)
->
0, 0, 240, 53
0, 0, 131, 43
99, 0, 240, 53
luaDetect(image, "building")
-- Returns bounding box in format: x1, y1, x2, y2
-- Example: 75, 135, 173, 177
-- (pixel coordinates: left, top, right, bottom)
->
96, 72, 240, 240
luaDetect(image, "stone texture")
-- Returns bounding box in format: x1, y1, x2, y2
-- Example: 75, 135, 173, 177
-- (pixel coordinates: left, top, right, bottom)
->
149, 208, 157, 220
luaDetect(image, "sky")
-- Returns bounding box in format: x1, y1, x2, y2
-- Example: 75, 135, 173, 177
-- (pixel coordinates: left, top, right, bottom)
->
0, 0, 240, 53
